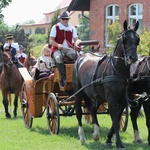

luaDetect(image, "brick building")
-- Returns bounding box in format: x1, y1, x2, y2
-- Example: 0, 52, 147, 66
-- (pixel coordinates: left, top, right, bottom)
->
68, 0, 150, 51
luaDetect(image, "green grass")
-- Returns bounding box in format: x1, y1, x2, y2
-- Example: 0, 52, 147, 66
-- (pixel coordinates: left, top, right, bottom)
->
0, 94, 149, 150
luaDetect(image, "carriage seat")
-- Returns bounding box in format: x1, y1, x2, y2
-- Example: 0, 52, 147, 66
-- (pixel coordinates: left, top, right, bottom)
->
63, 56, 75, 64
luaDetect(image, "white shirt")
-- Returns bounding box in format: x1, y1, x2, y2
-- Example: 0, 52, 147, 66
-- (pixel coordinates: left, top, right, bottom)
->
17, 53, 27, 58
50, 22, 78, 48
4, 43, 19, 52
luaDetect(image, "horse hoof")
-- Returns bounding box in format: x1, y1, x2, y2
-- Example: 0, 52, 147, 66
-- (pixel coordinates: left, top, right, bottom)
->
137, 139, 143, 144
118, 148, 125, 150
105, 142, 112, 147
6, 113, 11, 119
133, 139, 143, 144
93, 134, 99, 141
14, 114, 17, 118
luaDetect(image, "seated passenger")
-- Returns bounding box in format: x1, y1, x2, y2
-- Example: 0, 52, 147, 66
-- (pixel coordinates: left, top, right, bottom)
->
17, 45, 27, 67
30, 44, 54, 80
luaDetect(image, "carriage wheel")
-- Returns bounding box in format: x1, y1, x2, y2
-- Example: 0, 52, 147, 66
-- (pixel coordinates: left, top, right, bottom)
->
20, 82, 33, 128
46, 93, 60, 134
120, 105, 129, 132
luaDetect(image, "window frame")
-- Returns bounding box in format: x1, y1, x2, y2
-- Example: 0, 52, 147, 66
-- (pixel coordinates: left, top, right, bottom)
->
105, 4, 119, 47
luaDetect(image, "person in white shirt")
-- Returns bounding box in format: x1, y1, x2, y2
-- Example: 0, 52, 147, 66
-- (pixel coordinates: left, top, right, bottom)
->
17, 45, 27, 67
50, 11, 80, 87
4, 34, 20, 67
30, 44, 54, 80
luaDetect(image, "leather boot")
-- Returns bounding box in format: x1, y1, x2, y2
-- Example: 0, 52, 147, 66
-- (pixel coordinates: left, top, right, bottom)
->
56, 63, 66, 87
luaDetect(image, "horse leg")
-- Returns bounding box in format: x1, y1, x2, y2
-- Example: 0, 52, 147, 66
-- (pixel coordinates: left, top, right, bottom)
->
130, 103, 143, 143
2, 92, 11, 118
13, 94, 19, 117
75, 94, 86, 142
84, 94, 100, 141
91, 106, 100, 141
143, 101, 150, 146
106, 101, 125, 148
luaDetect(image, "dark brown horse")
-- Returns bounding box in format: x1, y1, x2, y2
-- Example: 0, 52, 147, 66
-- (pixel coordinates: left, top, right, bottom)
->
0, 48, 22, 118
23, 52, 37, 71
128, 56, 150, 146
73, 20, 139, 149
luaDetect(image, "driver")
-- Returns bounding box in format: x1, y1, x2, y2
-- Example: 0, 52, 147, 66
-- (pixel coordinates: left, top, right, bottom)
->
49, 11, 81, 87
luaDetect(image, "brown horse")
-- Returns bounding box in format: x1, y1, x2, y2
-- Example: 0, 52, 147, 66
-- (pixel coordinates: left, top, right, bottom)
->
23, 52, 37, 71
0, 49, 22, 118
73, 20, 139, 149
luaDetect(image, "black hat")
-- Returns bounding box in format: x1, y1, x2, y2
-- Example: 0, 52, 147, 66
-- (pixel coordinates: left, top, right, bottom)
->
6, 34, 13, 40
59, 11, 70, 19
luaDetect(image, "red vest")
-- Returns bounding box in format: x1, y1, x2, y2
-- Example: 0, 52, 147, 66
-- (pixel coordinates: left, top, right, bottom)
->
19, 56, 25, 63
51, 24, 73, 57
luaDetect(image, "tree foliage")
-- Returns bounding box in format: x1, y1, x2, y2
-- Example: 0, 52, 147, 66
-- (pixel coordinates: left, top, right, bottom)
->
0, 22, 34, 53
76, 15, 90, 41
137, 28, 150, 56
107, 21, 122, 53
107, 21, 150, 56
0, 0, 12, 22
46, 9, 61, 43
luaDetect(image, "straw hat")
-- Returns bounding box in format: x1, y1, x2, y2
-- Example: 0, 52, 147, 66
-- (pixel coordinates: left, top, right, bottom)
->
6, 34, 13, 40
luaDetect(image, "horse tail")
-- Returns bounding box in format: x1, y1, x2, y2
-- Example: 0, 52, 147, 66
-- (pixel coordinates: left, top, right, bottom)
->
73, 57, 82, 92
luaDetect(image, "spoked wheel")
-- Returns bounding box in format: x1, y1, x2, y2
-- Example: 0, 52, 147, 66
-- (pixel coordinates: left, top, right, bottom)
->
120, 105, 129, 132
46, 93, 60, 134
20, 82, 33, 128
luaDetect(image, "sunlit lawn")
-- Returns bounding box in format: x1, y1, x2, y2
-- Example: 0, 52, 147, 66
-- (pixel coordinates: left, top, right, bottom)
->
0, 93, 149, 150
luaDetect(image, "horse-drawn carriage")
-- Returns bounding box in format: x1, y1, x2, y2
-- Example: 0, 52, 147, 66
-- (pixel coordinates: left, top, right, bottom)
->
18, 39, 128, 135
2, 20, 148, 148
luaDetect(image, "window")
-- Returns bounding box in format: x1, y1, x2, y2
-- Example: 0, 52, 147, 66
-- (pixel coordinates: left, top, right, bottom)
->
29, 28, 32, 34
105, 5, 119, 47
128, 4, 143, 30
46, 15, 49, 22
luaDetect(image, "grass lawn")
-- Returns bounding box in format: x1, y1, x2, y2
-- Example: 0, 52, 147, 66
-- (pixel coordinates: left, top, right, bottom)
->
0, 93, 149, 150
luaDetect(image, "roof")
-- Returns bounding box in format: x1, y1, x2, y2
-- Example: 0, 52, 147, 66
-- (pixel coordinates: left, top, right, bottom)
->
67, 0, 90, 12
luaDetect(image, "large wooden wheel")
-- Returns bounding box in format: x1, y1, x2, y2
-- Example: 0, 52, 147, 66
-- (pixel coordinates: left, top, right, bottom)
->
20, 82, 33, 128
120, 105, 129, 132
46, 93, 60, 134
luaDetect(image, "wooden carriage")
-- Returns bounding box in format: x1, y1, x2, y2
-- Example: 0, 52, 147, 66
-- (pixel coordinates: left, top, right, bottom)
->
19, 40, 128, 134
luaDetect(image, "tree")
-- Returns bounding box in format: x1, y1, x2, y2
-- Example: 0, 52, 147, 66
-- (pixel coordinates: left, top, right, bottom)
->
0, 22, 10, 44
76, 15, 90, 41
137, 28, 150, 56
46, 9, 61, 43
107, 21, 122, 53
0, 0, 12, 22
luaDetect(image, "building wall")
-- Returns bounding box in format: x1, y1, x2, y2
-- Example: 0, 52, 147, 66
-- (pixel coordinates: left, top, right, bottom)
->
90, 0, 150, 51
19, 9, 83, 35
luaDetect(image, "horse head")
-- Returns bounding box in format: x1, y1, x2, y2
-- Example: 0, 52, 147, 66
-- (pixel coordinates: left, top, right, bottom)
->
2, 51, 13, 68
24, 52, 37, 71
116, 20, 139, 65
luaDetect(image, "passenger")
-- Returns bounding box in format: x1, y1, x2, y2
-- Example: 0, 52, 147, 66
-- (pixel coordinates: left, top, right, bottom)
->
17, 45, 27, 67
30, 44, 54, 80
49, 11, 81, 87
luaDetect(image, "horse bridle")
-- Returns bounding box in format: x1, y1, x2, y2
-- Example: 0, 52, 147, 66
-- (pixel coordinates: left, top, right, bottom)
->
118, 29, 139, 64
2, 54, 13, 68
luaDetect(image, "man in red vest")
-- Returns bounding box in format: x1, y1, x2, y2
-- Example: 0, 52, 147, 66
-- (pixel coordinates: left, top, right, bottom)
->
50, 11, 79, 87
